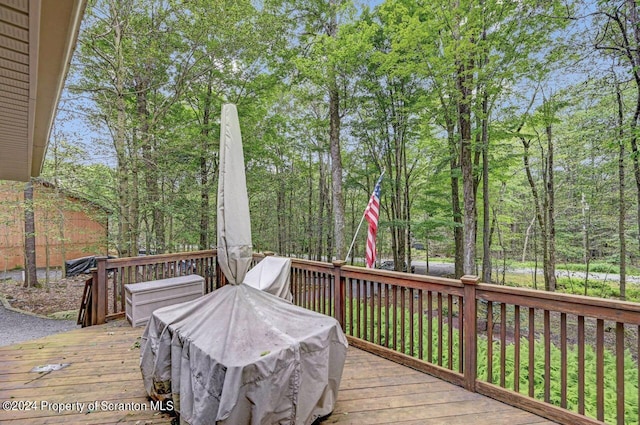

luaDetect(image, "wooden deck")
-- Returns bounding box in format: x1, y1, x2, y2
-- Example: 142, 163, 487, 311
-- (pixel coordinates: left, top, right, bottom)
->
0, 321, 555, 425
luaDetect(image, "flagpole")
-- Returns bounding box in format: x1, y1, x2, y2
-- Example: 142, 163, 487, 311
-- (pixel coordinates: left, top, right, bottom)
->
345, 214, 366, 262
344, 169, 385, 263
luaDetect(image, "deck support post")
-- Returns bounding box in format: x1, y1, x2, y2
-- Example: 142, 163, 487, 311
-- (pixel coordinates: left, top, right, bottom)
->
462, 275, 479, 392
94, 256, 108, 325
332, 260, 346, 330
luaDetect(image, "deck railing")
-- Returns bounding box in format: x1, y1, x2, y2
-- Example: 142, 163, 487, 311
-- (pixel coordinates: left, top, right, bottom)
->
83, 250, 640, 425
82, 250, 218, 324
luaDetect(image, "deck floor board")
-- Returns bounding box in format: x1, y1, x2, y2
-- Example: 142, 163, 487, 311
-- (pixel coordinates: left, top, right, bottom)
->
0, 321, 555, 424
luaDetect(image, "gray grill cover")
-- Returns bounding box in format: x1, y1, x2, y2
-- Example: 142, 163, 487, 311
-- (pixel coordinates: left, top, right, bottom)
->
140, 283, 347, 425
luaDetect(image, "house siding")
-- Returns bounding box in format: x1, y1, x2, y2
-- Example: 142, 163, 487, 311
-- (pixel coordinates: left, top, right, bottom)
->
0, 181, 108, 270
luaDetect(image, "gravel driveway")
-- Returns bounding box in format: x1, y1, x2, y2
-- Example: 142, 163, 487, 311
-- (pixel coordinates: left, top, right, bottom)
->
0, 301, 78, 347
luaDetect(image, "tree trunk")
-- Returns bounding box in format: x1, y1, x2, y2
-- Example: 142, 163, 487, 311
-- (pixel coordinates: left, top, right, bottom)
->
23, 181, 38, 288
277, 166, 286, 254
522, 137, 552, 291
111, 5, 132, 258
329, 86, 344, 260
625, 0, 640, 262
481, 90, 491, 283
317, 156, 327, 261
616, 79, 627, 299
545, 119, 557, 292
457, 61, 476, 275
447, 125, 464, 278
328, 0, 344, 261
199, 77, 213, 250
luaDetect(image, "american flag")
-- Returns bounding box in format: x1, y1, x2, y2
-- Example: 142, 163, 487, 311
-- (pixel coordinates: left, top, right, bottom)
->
364, 174, 383, 268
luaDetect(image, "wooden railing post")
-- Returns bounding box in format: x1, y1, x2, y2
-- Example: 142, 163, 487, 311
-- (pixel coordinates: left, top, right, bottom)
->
95, 256, 108, 325
332, 260, 346, 330
89, 268, 98, 326
461, 275, 479, 392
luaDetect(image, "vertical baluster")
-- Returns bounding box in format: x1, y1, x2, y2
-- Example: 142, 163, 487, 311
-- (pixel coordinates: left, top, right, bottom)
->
324, 272, 328, 314
487, 301, 493, 383
544, 310, 550, 403
514, 305, 520, 393
597, 319, 605, 422
427, 291, 433, 363
119, 267, 125, 314
437, 292, 443, 366
311, 271, 316, 312
418, 290, 423, 360
309, 271, 318, 311
384, 283, 390, 348
303, 268, 308, 307
356, 279, 364, 338
500, 302, 506, 387
294, 268, 300, 306
393, 285, 398, 351
616, 322, 625, 425
377, 281, 382, 345
409, 288, 415, 357
400, 286, 406, 353
362, 280, 367, 340
310, 270, 314, 310
560, 313, 567, 408
348, 277, 354, 336
369, 281, 374, 343
528, 307, 535, 398
110, 268, 115, 315
458, 295, 464, 373
299, 269, 304, 308
315, 271, 319, 312
448, 294, 453, 369
328, 273, 332, 315
322, 273, 327, 315
578, 315, 585, 415
356, 279, 361, 339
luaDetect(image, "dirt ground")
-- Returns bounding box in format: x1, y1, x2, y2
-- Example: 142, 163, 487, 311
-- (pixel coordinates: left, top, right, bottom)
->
0, 274, 88, 317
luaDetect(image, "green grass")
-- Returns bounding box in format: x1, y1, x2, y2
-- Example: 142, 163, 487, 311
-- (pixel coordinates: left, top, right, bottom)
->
499, 272, 640, 303
499, 259, 640, 276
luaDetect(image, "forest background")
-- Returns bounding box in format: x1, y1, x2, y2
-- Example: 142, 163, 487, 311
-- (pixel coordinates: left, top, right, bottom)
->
30, 0, 640, 298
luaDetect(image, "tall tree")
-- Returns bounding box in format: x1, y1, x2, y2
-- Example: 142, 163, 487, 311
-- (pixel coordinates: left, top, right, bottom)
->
288, 0, 355, 260
518, 94, 561, 292
615, 77, 627, 298
23, 181, 38, 288
594, 1, 640, 258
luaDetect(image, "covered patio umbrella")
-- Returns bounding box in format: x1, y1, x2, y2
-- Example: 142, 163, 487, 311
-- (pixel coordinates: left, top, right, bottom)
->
140, 104, 347, 425
216, 104, 252, 285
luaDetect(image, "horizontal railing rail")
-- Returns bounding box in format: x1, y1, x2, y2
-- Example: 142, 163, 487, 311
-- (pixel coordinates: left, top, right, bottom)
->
84, 251, 640, 424
86, 250, 218, 323
288, 260, 638, 425
474, 284, 640, 425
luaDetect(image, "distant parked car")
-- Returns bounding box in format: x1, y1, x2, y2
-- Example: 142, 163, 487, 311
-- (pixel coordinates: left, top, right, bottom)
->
379, 260, 415, 274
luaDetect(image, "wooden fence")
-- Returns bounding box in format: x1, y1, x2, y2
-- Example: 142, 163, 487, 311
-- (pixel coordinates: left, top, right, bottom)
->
82, 250, 640, 425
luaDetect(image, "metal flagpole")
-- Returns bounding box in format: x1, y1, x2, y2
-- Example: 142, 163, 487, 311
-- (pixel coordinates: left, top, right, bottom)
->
345, 214, 366, 262
344, 169, 385, 263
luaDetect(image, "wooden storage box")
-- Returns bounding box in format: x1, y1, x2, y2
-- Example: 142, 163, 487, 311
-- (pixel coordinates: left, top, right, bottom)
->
125, 274, 205, 327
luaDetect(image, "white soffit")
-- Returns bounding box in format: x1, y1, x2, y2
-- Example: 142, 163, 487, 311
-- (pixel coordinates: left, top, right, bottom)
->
0, 0, 86, 182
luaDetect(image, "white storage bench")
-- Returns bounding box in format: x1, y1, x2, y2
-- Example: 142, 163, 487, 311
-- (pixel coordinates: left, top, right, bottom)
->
125, 274, 205, 327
